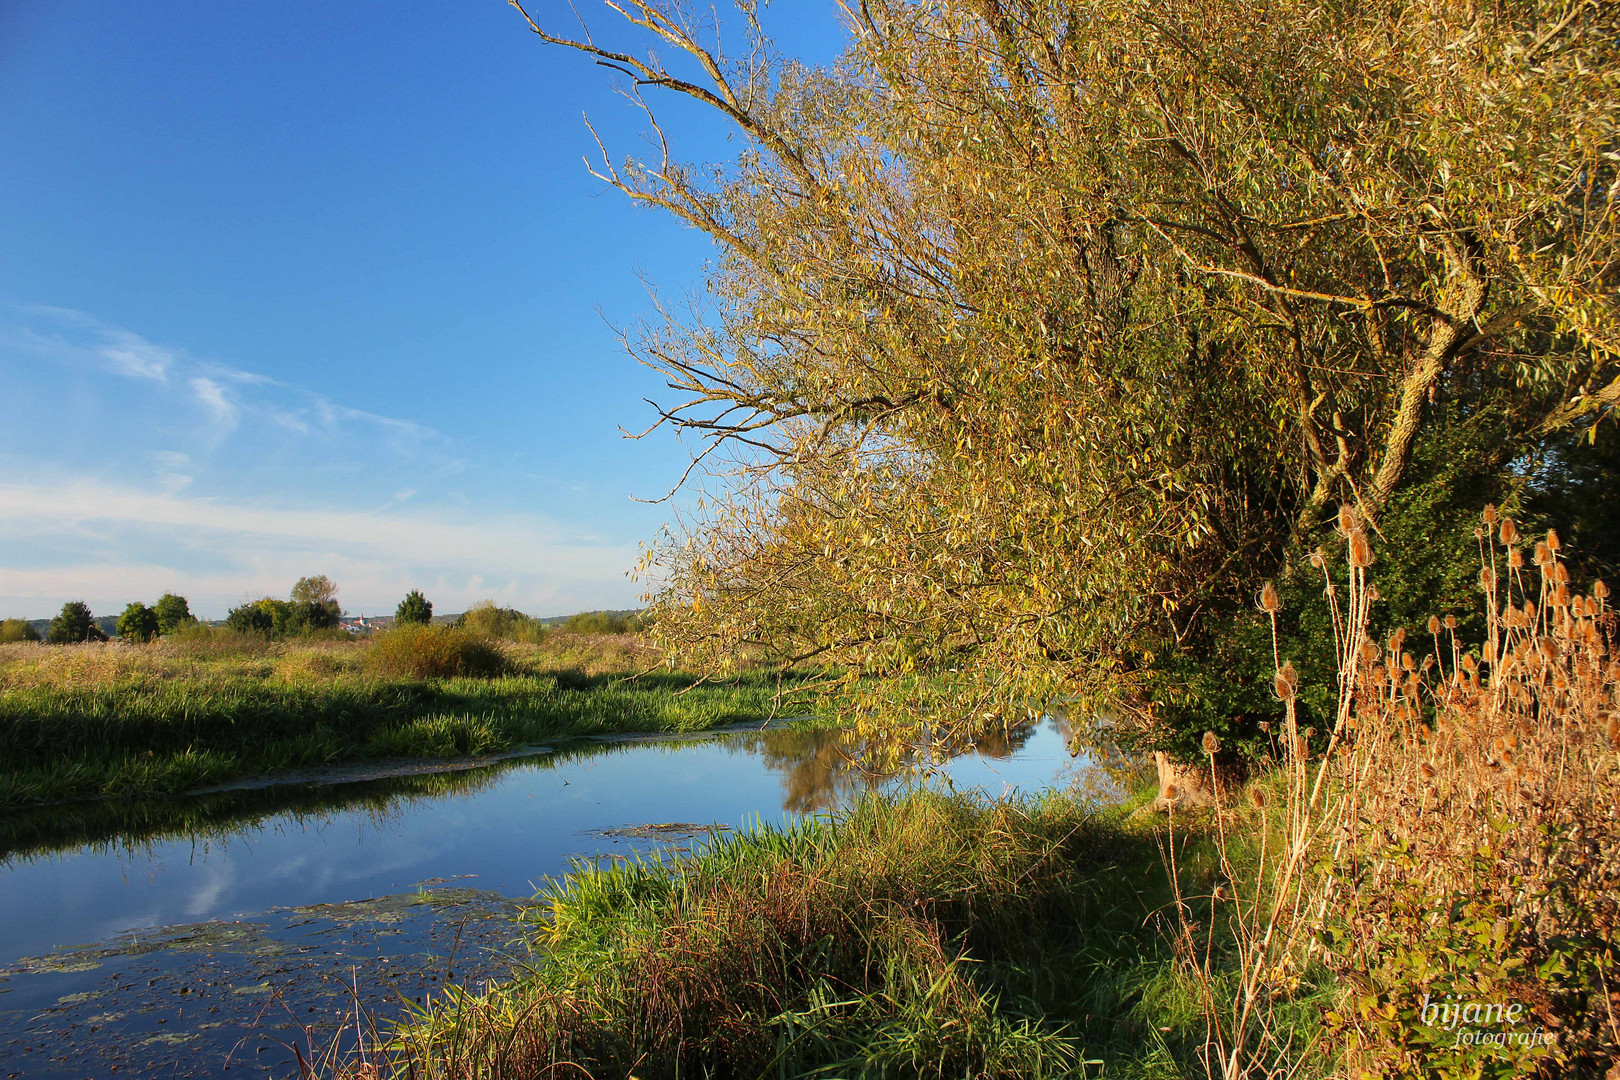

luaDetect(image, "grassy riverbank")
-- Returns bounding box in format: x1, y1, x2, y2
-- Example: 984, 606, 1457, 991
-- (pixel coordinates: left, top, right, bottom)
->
328, 517, 1620, 1080
0, 633, 799, 808
330, 784, 1328, 1080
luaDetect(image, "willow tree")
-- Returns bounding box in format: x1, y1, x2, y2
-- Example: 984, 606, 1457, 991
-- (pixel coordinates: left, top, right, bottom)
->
516, 0, 1618, 753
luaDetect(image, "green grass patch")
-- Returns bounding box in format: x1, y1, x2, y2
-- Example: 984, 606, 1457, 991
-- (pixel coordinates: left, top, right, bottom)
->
349, 787, 1328, 1080
0, 637, 804, 808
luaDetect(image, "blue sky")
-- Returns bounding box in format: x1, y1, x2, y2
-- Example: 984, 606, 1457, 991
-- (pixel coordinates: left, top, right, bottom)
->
0, 1, 845, 620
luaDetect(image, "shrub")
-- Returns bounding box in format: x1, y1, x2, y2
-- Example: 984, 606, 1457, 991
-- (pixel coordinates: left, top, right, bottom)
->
116, 602, 160, 643
395, 590, 433, 626
0, 619, 41, 643
224, 597, 336, 637
560, 610, 643, 635
225, 598, 280, 636
47, 601, 106, 644
458, 600, 545, 642
365, 624, 504, 680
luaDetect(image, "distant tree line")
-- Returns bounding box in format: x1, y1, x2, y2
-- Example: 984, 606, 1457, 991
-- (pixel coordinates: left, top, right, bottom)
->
3, 581, 645, 646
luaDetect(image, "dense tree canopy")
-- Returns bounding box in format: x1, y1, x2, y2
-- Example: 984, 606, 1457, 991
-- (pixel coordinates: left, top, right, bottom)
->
396, 591, 434, 626
47, 601, 106, 645
522, 0, 1618, 752
153, 593, 196, 635
225, 596, 338, 637
116, 602, 161, 644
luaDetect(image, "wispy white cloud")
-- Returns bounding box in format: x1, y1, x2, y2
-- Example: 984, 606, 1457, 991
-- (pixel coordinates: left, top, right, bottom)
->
0, 302, 466, 484
100, 328, 177, 380
151, 450, 194, 493
0, 477, 640, 618
189, 376, 239, 442
0, 303, 648, 618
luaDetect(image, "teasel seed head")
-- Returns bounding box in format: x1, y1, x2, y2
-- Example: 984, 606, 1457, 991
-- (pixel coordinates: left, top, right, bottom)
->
1553, 584, 1571, 608
1309, 548, 1325, 569
1593, 579, 1610, 601
1259, 720, 1271, 733
1401, 651, 1416, 672
1428, 615, 1441, 636
1349, 530, 1374, 569
1554, 562, 1570, 584
1480, 566, 1497, 591
1360, 639, 1379, 664
1508, 547, 1525, 569
1367, 584, 1382, 602
1546, 528, 1561, 552
1535, 541, 1552, 567
1337, 505, 1356, 536
1482, 504, 1500, 525
1163, 783, 1180, 801
1250, 786, 1267, 809
1445, 615, 1458, 631
1295, 735, 1310, 760
1500, 518, 1519, 545
1259, 581, 1280, 614
1213, 884, 1230, 902
1202, 730, 1220, 756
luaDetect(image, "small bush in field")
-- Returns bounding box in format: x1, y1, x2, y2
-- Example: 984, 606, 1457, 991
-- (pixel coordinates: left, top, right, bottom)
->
0, 619, 41, 643
365, 624, 505, 679
458, 600, 545, 642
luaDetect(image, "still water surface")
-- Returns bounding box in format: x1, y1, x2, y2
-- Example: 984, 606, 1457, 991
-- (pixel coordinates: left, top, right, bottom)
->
0, 720, 1111, 1078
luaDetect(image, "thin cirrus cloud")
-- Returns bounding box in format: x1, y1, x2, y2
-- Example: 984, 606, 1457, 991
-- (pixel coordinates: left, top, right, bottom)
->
0, 302, 461, 473
0, 303, 640, 618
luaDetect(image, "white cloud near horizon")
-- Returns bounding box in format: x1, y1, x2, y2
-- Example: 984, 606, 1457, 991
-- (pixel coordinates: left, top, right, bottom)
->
0, 303, 649, 619
0, 476, 643, 619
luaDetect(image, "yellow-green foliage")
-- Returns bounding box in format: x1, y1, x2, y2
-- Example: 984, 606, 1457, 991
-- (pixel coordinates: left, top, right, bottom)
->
456, 600, 545, 642
364, 625, 506, 680
0, 620, 41, 643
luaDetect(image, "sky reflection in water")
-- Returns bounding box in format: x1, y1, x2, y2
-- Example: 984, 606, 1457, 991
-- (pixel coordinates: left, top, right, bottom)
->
0, 720, 1117, 1077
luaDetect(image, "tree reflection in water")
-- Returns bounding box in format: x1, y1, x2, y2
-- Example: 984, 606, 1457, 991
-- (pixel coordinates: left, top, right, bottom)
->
730, 719, 1069, 814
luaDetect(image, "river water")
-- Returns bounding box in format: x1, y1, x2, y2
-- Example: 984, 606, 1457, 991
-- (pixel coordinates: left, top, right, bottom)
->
0, 719, 1116, 1078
